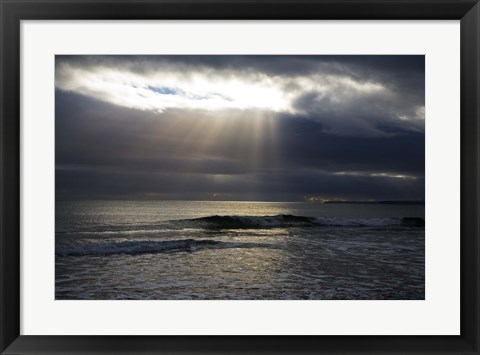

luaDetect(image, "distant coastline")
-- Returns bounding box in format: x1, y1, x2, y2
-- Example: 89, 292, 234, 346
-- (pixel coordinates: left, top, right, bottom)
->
323, 200, 425, 205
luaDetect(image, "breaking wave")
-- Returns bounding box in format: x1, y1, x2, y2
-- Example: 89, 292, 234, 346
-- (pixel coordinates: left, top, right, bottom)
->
56, 239, 275, 257
182, 214, 424, 229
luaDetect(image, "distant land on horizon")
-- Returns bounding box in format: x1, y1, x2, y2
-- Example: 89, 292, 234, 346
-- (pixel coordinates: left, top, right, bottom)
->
323, 200, 425, 205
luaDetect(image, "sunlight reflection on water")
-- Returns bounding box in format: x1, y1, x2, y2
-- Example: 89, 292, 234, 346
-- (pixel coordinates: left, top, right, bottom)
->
56, 201, 425, 300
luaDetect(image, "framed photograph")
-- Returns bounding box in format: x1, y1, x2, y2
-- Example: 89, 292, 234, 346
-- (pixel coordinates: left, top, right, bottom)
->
1, 0, 479, 354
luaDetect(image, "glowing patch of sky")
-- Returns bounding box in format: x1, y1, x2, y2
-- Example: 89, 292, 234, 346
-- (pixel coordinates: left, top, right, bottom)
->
55, 63, 412, 117
334, 171, 419, 180
56, 66, 291, 113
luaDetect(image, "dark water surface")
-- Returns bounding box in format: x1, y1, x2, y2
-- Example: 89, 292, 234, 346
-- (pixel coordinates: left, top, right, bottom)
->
56, 201, 425, 300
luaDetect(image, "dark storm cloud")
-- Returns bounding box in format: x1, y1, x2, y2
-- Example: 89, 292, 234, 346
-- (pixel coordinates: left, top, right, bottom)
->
56, 91, 423, 174
56, 168, 424, 201
55, 55, 425, 201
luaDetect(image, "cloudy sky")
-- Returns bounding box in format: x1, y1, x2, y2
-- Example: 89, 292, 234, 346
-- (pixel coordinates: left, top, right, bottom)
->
55, 55, 424, 202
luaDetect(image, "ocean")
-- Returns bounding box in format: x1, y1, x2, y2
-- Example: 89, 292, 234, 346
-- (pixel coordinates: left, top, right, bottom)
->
55, 200, 425, 300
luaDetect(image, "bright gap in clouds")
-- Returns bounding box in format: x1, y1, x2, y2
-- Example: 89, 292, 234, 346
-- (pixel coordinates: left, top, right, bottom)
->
55, 56, 425, 139
55, 66, 291, 113
334, 171, 419, 180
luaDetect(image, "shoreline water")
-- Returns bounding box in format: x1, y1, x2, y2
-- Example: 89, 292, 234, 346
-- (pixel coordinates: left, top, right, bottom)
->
56, 200, 425, 300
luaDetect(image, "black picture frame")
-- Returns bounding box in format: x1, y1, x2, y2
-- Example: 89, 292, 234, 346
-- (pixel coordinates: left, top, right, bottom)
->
1, 0, 479, 354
